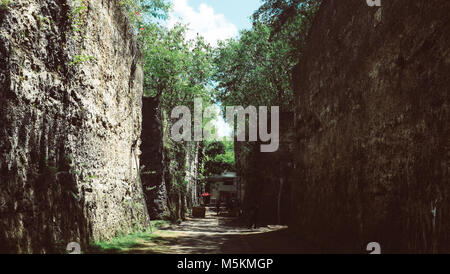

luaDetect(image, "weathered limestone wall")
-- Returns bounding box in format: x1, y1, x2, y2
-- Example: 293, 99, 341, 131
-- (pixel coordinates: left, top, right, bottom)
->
0, 0, 149, 253
236, 113, 296, 225
141, 97, 169, 220
184, 141, 201, 210
141, 105, 202, 222
292, 0, 449, 253
163, 139, 202, 221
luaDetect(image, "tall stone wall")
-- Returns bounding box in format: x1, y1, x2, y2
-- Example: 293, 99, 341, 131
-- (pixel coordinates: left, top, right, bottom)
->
236, 112, 296, 226
163, 140, 202, 221
141, 96, 169, 220
141, 98, 201, 221
0, 0, 150, 253
142, 108, 203, 222
184, 141, 201, 210
292, 0, 449, 253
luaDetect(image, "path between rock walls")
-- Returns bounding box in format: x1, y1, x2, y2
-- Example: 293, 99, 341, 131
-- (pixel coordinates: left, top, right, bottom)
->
100, 208, 320, 254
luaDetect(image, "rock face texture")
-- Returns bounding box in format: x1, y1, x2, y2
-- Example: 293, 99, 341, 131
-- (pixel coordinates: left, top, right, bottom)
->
183, 141, 201, 210
292, 0, 449, 253
161, 111, 202, 221
163, 140, 202, 221
141, 97, 169, 220
236, 113, 296, 225
141, 98, 202, 221
0, 0, 149, 253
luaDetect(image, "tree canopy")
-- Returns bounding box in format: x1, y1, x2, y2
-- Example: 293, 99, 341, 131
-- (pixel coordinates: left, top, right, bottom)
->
124, 0, 322, 179
203, 141, 235, 176
139, 24, 215, 111
213, 0, 321, 111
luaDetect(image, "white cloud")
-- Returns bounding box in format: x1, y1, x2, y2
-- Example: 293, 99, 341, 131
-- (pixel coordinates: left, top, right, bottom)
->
213, 105, 233, 139
168, 0, 238, 46
167, 1, 234, 139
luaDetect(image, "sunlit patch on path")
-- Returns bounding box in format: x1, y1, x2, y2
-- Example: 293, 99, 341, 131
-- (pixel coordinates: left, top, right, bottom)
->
90, 209, 315, 254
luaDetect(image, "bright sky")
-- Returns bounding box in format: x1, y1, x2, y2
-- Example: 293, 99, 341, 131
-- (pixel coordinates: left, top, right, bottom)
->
168, 0, 262, 139
168, 0, 262, 46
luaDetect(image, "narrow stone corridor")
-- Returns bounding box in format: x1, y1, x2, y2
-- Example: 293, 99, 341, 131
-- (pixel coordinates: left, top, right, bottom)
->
92, 208, 320, 254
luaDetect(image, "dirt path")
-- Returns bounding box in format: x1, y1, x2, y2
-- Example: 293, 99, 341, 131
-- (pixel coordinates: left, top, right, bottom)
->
103, 209, 318, 254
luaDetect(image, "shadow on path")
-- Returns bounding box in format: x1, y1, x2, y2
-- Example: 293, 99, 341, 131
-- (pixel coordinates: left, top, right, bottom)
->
91, 208, 320, 254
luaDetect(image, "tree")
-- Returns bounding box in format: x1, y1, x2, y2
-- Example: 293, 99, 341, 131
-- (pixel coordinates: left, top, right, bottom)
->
252, 0, 321, 38
203, 141, 235, 177
213, 23, 295, 110
123, 0, 218, 222
139, 24, 215, 111
213, 0, 321, 111
120, 0, 170, 27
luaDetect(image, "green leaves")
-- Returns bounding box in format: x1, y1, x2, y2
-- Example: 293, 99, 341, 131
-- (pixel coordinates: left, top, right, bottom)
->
122, 0, 214, 112
69, 54, 95, 66
0, 0, 12, 11
213, 23, 295, 110
253, 0, 321, 37
119, 0, 170, 28
203, 141, 235, 176
140, 23, 215, 111
70, 0, 88, 35
213, 0, 321, 111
